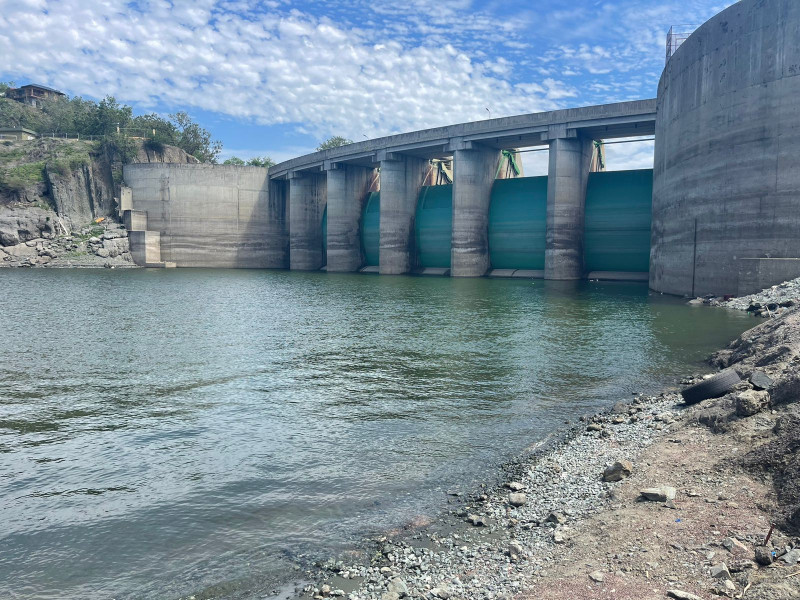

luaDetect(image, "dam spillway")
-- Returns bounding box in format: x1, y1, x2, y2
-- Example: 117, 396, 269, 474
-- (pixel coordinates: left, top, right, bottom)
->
355, 170, 652, 278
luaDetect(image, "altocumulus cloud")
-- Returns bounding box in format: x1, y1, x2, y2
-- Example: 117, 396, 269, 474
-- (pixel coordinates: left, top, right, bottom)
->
0, 0, 577, 139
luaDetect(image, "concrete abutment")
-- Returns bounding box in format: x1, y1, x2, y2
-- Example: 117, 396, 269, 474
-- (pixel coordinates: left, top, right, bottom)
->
378, 154, 427, 275
326, 165, 374, 272
288, 171, 327, 271
545, 136, 593, 281
450, 145, 502, 277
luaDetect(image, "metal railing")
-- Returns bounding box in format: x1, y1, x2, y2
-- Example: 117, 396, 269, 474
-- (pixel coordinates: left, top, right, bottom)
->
666, 25, 698, 62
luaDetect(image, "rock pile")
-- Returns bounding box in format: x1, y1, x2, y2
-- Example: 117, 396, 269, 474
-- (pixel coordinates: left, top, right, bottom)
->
0, 221, 134, 268
694, 276, 800, 317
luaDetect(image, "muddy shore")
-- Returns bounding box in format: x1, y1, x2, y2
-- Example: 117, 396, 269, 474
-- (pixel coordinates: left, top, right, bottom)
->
293, 305, 800, 600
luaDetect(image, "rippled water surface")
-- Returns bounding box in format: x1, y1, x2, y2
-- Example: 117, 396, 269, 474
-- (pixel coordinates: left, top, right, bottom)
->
0, 269, 752, 599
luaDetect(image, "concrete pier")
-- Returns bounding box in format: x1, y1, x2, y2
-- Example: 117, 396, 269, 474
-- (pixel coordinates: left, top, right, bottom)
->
451, 144, 501, 277
326, 165, 373, 272
545, 135, 593, 280
379, 153, 427, 275
289, 171, 327, 271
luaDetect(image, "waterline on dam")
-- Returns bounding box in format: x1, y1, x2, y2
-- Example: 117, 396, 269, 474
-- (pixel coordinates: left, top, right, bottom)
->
0, 269, 751, 599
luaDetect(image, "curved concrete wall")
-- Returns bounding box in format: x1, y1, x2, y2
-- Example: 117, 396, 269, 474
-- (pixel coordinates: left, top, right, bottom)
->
651, 0, 800, 296
123, 163, 287, 268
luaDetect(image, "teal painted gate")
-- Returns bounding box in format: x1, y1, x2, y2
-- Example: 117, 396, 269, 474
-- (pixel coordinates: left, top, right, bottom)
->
361, 191, 380, 266
321, 204, 327, 266
415, 185, 452, 269
584, 169, 652, 273
488, 176, 548, 270
355, 169, 652, 274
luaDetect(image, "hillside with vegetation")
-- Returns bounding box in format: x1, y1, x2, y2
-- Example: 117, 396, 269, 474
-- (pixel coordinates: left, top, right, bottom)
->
0, 85, 223, 266
0, 82, 221, 163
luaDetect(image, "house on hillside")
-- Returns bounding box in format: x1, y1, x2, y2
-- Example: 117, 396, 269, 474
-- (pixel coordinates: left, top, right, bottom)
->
0, 127, 37, 141
6, 84, 65, 108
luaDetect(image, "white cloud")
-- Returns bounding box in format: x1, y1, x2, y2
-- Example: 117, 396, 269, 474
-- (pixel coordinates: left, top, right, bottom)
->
0, 0, 567, 141
602, 138, 655, 171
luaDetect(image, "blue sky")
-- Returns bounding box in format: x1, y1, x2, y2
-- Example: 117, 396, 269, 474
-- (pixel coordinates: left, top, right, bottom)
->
0, 0, 733, 170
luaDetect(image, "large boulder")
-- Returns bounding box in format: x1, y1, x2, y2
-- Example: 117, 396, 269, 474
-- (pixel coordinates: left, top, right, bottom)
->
0, 206, 55, 246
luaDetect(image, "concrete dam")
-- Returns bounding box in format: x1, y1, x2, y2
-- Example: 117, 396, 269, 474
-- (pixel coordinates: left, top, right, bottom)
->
123, 0, 800, 297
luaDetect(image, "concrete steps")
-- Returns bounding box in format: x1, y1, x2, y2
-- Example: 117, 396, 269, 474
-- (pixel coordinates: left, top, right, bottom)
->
123, 208, 172, 268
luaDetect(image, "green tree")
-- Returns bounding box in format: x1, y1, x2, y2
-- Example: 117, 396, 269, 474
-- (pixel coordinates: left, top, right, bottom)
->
0, 81, 14, 96
223, 156, 246, 165
316, 136, 353, 151
170, 111, 222, 163
132, 112, 179, 144
90, 96, 133, 136
247, 156, 275, 167
0, 97, 50, 131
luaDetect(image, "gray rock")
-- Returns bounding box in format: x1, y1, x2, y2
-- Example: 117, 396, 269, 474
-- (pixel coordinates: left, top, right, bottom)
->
387, 577, 408, 597
754, 546, 773, 565
667, 591, 704, 600
781, 548, 800, 564
722, 537, 750, 556
3, 242, 38, 257
506, 481, 524, 492
507, 541, 524, 560
603, 460, 633, 482
588, 570, 605, 582
711, 579, 736, 597
735, 389, 770, 417
710, 562, 731, 579
545, 511, 567, 525
750, 370, 774, 390
430, 586, 451, 599
96, 247, 110, 258
508, 493, 526, 507
640, 486, 676, 502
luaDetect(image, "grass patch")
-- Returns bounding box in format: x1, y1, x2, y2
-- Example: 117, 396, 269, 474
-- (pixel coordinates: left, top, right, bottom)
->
0, 161, 46, 191
74, 225, 105, 241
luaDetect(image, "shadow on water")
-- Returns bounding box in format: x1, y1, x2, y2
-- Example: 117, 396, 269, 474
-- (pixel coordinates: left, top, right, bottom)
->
0, 269, 753, 599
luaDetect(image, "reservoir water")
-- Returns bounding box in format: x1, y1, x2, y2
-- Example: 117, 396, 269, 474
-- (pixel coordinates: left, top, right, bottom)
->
0, 269, 751, 599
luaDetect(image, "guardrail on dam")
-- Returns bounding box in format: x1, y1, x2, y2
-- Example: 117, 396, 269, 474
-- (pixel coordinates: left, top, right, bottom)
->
123, 0, 800, 296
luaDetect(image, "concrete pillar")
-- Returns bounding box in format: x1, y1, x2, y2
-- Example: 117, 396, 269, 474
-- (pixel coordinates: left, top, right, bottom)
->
545, 136, 593, 280
379, 153, 427, 275
326, 164, 374, 272
451, 145, 501, 277
289, 171, 326, 271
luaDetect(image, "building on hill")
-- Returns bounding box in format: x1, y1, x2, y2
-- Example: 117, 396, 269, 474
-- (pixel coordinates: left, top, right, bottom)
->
0, 127, 37, 141
6, 84, 65, 108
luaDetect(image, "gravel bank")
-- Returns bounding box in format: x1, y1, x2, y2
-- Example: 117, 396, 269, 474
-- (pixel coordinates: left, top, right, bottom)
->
692, 277, 800, 317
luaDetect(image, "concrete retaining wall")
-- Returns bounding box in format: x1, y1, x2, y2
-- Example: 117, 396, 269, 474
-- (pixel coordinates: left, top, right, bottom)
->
123, 163, 288, 268
737, 259, 800, 296
651, 0, 800, 296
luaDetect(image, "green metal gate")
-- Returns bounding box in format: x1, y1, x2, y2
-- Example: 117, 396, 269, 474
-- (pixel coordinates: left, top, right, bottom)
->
321, 204, 327, 266
361, 191, 380, 266
584, 169, 652, 273
415, 185, 452, 269
488, 176, 548, 270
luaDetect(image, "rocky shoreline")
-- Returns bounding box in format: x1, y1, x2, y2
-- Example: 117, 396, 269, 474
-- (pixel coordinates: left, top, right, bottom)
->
0, 219, 136, 268
292, 306, 800, 600
690, 277, 800, 318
